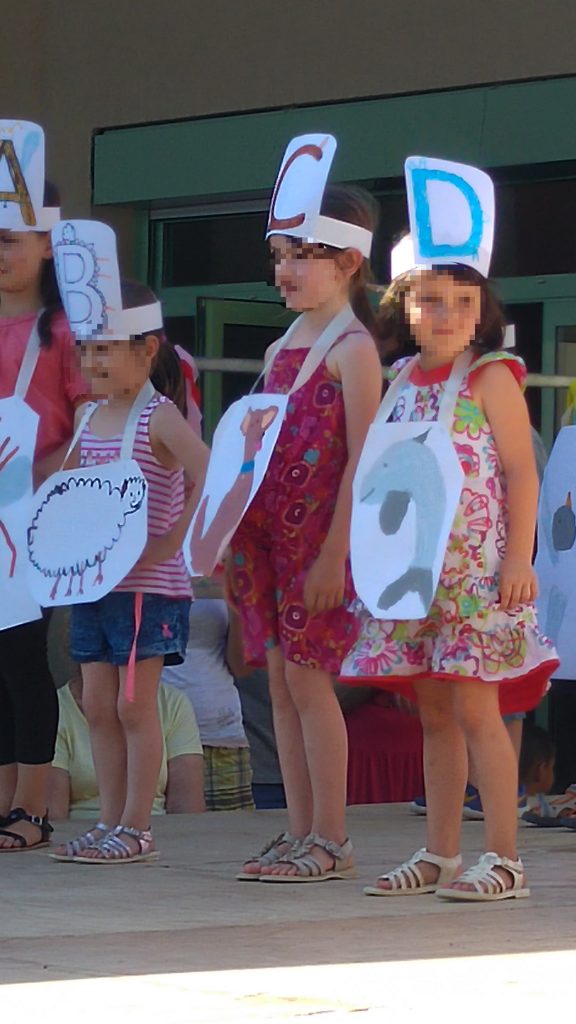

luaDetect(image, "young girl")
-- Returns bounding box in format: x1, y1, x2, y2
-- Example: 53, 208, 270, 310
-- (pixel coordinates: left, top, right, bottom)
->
231, 183, 383, 881
0, 181, 87, 853
52, 279, 209, 863
342, 262, 559, 900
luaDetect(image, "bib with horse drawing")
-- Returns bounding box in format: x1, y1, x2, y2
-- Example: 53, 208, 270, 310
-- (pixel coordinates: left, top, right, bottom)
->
183, 304, 356, 577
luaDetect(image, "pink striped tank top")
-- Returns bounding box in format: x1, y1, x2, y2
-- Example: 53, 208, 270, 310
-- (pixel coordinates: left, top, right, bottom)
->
80, 394, 192, 598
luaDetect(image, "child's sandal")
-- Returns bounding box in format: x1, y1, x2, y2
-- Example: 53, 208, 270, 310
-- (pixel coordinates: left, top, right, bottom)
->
364, 848, 463, 896
74, 824, 159, 865
49, 822, 113, 862
435, 851, 530, 901
236, 831, 301, 881
259, 832, 356, 883
0, 808, 54, 852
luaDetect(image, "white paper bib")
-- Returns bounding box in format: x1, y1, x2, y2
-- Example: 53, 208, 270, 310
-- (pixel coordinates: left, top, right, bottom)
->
27, 383, 152, 606
535, 425, 576, 678
0, 319, 43, 630
184, 304, 356, 577
351, 352, 470, 620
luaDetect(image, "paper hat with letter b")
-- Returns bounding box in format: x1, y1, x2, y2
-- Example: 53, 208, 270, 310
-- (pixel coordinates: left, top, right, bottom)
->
0, 120, 60, 231
266, 133, 372, 258
52, 220, 162, 342
391, 156, 495, 280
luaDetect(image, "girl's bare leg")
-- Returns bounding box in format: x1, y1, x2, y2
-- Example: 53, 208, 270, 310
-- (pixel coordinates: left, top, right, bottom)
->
81, 662, 126, 828
451, 682, 519, 891
375, 680, 467, 890
243, 646, 311, 875
0, 763, 52, 848
265, 661, 348, 876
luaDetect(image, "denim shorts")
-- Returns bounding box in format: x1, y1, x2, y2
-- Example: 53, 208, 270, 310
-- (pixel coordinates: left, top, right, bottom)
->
70, 592, 191, 665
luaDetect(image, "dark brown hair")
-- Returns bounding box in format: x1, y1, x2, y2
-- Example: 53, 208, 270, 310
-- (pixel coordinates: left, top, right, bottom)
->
377, 262, 507, 362
120, 279, 187, 416
320, 183, 380, 340
38, 181, 63, 348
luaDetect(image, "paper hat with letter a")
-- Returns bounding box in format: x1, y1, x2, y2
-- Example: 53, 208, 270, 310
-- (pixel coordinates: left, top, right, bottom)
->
391, 156, 495, 279
266, 133, 372, 257
0, 120, 60, 232
52, 220, 162, 342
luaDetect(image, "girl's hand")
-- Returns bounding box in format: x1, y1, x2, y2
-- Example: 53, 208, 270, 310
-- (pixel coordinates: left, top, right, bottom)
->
303, 552, 346, 614
222, 548, 240, 611
499, 556, 538, 609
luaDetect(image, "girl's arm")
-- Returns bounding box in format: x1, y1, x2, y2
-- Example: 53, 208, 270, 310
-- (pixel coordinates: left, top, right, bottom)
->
47, 767, 71, 820
303, 333, 383, 613
225, 602, 251, 678
141, 403, 211, 563
473, 362, 539, 608
33, 399, 92, 484
165, 753, 206, 813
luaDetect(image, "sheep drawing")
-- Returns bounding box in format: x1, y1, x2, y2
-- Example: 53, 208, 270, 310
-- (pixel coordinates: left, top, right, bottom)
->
28, 474, 147, 600
359, 429, 446, 613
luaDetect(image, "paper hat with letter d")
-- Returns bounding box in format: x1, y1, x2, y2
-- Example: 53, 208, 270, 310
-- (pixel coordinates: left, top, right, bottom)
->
52, 220, 162, 342
0, 119, 60, 231
391, 156, 495, 280
266, 133, 372, 258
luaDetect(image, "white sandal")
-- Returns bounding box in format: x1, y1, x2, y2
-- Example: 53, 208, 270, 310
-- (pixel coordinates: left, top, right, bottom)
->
364, 848, 462, 897
435, 851, 530, 901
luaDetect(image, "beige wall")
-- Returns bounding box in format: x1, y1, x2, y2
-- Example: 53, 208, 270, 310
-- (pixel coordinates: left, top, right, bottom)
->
5, 1, 576, 256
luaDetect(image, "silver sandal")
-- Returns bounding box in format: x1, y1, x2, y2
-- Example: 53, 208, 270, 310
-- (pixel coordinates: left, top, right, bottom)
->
436, 851, 530, 901
49, 822, 112, 862
259, 832, 356, 883
364, 848, 462, 896
236, 831, 301, 880
74, 824, 159, 864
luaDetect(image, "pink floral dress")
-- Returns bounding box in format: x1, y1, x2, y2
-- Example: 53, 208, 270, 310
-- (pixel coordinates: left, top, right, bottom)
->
340, 349, 558, 714
230, 334, 362, 672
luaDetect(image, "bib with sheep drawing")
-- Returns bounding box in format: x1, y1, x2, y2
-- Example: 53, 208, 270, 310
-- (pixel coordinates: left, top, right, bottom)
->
26, 387, 150, 607
350, 354, 467, 620
183, 304, 356, 577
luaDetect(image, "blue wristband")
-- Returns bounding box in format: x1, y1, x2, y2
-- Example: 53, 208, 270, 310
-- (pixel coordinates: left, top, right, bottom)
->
240, 460, 255, 474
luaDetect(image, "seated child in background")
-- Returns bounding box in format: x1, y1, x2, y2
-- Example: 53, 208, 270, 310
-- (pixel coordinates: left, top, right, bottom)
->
519, 724, 556, 798
162, 578, 255, 812
48, 675, 205, 820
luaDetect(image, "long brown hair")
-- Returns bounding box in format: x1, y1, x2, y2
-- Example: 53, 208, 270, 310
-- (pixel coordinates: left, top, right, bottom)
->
38, 181, 63, 348
320, 184, 380, 340
121, 279, 187, 416
378, 263, 507, 362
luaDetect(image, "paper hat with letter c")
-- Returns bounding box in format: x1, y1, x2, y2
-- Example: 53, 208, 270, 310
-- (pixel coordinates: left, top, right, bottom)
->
0, 120, 60, 232
266, 133, 372, 258
52, 220, 162, 342
391, 156, 495, 280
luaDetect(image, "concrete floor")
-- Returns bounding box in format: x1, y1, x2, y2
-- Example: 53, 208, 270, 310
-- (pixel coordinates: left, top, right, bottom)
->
2, 804, 576, 1021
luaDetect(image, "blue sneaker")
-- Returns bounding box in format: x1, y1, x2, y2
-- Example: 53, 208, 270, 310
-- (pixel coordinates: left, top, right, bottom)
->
410, 794, 428, 815
462, 784, 527, 821
413, 784, 526, 820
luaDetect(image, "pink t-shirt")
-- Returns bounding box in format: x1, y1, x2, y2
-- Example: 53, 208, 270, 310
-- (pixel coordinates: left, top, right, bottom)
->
0, 310, 87, 462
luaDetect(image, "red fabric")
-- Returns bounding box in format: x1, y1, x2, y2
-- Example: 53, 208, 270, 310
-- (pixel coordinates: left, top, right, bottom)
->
341, 660, 557, 716
0, 310, 87, 461
345, 703, 424, 805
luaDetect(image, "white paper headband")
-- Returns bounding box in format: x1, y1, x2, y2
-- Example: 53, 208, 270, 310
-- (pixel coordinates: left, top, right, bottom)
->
266, 133, 373, 258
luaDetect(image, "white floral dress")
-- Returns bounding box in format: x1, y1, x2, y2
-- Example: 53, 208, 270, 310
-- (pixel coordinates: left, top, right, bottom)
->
341, 349, 558, 714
